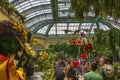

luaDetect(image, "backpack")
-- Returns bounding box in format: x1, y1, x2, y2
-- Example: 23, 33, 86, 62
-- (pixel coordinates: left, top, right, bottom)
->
104, 65, 114, 77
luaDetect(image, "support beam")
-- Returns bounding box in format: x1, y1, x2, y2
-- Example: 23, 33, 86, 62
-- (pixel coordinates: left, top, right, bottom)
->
99, 19, 113, 28
28, 20, 54, 29
89, 23, 94, 36
50, 0, 58, 22
78, 23, 81, 30
96, 17, 113, 29
107, 19, 120, 29
45, 23, 54, 37
55, 23, 57, 37
32, 22, 49, 34
58, 17, 96, 23
66, 23, 69, 35
28, 21, 45, 30
96, 23, 100, 29
27, 17, 97, 29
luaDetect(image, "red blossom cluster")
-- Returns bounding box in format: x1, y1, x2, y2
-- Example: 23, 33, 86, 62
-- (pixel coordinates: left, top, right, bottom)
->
80, 53, 87, 59
70, 39, 82, 46
84, 43, 92, 52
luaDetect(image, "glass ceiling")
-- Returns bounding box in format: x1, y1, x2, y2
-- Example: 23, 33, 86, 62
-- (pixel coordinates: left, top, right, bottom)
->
10, 0, 120, 37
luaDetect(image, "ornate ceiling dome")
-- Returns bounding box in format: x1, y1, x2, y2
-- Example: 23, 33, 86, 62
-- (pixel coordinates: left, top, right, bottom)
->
10, 0, 120, 37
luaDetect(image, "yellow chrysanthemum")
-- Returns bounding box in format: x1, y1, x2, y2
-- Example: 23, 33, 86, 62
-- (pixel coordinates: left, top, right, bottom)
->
30, 50, 36, 57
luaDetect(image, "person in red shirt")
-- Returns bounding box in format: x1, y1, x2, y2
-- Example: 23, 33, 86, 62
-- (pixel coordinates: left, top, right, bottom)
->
73, 59, 79, 70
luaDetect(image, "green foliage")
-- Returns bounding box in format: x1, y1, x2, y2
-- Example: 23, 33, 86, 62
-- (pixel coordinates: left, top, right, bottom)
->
113, 62, 120, 77
0, 0, 26, 22
46, 42, 68, 54
0, 0, 9, 9
40, 53, 55, 80
46, 42, 84, 58
0, 36, 20, 56
108, 28, 120, 56
71, 0, 120, 20
93, 28, 108, 51
93, 27, 120, 60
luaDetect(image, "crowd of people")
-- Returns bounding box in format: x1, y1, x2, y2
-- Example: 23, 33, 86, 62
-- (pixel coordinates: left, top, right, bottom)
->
54, 56, 118, 80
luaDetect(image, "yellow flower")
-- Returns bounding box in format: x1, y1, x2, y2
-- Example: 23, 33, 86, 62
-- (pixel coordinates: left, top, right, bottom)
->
43, 52, 48, 59
15, 68, 26, 80
39, 51, 43, 55
30, 50, 36, 57
25, 45, 32, 50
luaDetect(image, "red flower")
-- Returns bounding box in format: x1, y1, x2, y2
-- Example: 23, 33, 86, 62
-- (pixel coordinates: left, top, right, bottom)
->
84, 43, 92, 52
80, 53, 87, 59
70, 39, 74, 45
70, 39, 83, 46
73, 39, 77, 46
80, 32, 85, 37
73, 39, 76, 43
0, 54, 5, 58
70, 39, 77, 46
77, 39, 82, 46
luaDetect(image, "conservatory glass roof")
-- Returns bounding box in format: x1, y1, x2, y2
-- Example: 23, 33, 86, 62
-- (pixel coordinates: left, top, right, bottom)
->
10, 0, 120, 37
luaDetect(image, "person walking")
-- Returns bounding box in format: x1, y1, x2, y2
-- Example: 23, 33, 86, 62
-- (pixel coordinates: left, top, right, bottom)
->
84, 62, 103, 80
98, 56, 117, 80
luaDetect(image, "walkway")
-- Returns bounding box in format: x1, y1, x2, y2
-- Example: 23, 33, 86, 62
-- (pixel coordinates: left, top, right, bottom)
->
31, 72, 84, 80
30, 72, 43, 80
64, 75, 84, 80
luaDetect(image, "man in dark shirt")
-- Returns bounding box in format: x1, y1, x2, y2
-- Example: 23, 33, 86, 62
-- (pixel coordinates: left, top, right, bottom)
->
55, 68, 65, 80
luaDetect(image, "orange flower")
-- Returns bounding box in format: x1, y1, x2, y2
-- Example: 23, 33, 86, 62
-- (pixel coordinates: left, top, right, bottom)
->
0, 54, 25, 80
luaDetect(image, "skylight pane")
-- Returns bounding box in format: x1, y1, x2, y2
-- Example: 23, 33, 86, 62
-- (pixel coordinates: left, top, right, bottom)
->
49, 26, 56, 34
15, 2, 30, 10
37, 25, 48, 34
92, 23, 97, 30
69, 23, 79, 31
57, 30, 64, 34
15, 1, 30, 8
25, 14, 52, 26
31, 1, 40, 4
99, 23, 110, 31
26, 13, 36, 19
